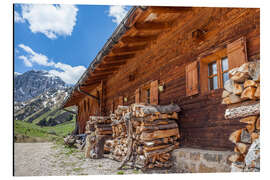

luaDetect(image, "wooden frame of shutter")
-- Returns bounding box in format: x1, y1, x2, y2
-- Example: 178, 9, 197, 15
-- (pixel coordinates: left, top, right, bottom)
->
150, 80, 159, 105
135, 88, 140, 103
119, 96, 123, 106
186, 61, 199, 96
227, 36, 248, 69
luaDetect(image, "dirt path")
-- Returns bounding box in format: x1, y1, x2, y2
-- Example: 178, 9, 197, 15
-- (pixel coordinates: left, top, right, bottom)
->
14, 142, 145, 176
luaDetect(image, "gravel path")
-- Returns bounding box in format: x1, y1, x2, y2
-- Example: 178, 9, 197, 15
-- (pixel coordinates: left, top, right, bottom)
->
14, 142, 145, 176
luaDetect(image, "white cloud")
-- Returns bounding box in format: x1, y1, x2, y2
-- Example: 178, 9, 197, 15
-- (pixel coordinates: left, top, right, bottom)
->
18, 44, 86, 84
49, 64, 86, 85
16, 4, 78, 39
108, 6, 128, 24
14, 11, 25, 23
18, 44, 54, 66
18, 55, 33, 67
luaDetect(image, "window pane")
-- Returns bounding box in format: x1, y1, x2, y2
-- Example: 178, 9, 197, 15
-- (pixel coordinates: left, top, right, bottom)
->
209, 76, 218, 90
222, 57, 229, 71
223, 72, 229, 85
208, 62, 217, 76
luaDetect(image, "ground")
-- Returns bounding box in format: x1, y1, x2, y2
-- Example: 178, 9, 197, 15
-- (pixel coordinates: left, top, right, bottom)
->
14, 142, 177, 176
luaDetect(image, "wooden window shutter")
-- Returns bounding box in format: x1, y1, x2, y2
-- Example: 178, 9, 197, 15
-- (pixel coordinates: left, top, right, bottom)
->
150, 80, 159, 105
186, 61, 199, 96
135, 88, 140, 103
227, 37, 248, 69
119, 96, 123, 106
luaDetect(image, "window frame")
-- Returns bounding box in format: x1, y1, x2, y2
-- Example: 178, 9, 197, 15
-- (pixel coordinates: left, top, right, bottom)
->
200, 48, 229, 94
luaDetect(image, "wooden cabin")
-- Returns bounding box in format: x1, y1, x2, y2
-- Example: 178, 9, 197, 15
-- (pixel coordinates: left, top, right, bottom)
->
62, 6, 260, 151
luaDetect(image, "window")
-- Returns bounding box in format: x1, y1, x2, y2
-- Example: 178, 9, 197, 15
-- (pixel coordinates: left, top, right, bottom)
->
208, 57, 229, 90
146, 88, 150, 104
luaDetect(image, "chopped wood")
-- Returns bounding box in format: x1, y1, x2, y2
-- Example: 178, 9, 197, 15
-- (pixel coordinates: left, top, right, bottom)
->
241, 86, 256, 100
229, 129, 242, 144
222, 94, 241, 105
246, 124, 255, 134
233, 83, 244, 95
251, 132, 259, 142
144, 144, 171, 152
228, 153, 244, 162
239, 116, 257, 124
140, 123, 178, 132
244, 80, 257, 88
236, 143, 249, 154
254, 84, 260, 99
224, 102, 260, 119
140, 128, 180, 141
240, 129, 251, 144
256, 117, 260, 130
222, 90, 231, 98
231, 72, 249, 83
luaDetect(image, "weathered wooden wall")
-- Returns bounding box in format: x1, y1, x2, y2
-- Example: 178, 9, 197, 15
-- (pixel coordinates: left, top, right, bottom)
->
79, 8, 260, 150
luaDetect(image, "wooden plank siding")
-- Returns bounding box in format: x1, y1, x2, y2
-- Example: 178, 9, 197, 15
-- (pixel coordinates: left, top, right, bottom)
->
76, 8, 260, 150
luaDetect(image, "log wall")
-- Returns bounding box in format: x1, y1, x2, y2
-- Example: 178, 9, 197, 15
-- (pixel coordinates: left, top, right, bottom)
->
79, 8, 260, 150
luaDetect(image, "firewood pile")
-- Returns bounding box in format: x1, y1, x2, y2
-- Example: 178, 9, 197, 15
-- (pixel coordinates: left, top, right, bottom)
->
84, 116, 112, 159
222, 60, 260, 105
221, 60, 260, 172
109, 103, 181, 170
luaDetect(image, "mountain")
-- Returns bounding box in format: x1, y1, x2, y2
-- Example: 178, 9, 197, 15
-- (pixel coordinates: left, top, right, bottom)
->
14, 70, 76, 128
14, 70, 66, 102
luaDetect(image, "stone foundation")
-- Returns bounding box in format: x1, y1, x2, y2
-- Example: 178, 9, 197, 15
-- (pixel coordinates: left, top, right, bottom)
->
172, 148, 233, 173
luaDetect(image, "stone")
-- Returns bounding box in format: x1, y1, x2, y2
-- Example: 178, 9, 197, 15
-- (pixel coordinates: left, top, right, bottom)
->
240, 129, 251, 144
231, 162, 245, 172
203, 153, 222, 163
190, 152, 200, 161
198, 163, 217, 173
245, 138, 260, 170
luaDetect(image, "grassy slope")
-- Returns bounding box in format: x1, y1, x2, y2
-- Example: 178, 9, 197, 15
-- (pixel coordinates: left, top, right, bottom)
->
14, 116, 76, 141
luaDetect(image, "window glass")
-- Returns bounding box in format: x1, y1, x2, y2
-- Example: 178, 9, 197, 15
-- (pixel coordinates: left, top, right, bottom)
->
222, 57, 229, 71
146, 89, 150, 104
223, 72, 229, 85
209, 76, 218, 90
208, 62, 217, 76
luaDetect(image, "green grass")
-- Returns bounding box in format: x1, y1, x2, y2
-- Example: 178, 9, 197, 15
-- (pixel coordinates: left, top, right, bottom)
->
117, 171, 124, 175
14, 118, 75, 142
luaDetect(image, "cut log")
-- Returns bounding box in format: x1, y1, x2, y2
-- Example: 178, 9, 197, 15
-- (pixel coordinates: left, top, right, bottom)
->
241, 87, 256, 100
233, 83, 244, 95
234, 146, 240, 153
140, 128, 180, 141
231, 72, 249, 83
144, 144, 171, 152
222, 94, 241, 105
229, 129, 242, 144
251, 132, 259, 142
228, 153, 244, 162
246, 124, 255, 134
256, 117, 260, 130
247, 60, 260, 81
224, 102, 260, 119
236, 143, 249, 154
222, 90, 231, 98
144, 143, 179, 156
254, 84, 260, 99
244, 80, 257, 88
224, 79, 234, 93
145, 112, 178, 121
142, 119, 176, 126
240, 129, 251, 144
141, 123, 178, 131
140, 104, 181, 115
240, 116, 257, 124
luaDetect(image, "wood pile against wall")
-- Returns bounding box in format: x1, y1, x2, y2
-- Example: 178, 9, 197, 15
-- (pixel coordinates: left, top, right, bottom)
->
109, 103, 181, 170
221, 60, 260, 172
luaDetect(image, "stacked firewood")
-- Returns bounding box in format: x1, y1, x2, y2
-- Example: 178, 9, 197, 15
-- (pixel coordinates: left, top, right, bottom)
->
221, 60, 260, 172
89, 116, 112, 136
109, 103, 181, 169
222, 60, 260, 105
109, 106, 129, 161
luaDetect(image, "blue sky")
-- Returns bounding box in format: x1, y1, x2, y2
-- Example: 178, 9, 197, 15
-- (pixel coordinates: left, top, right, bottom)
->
14, 4, 131, 84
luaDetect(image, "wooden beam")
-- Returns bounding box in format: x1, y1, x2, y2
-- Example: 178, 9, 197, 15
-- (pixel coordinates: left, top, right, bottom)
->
150, 6, 192, 14
80, 81, 101, 87
104, 54, 135, 61
98, 62, 125, 68
85, 75, 109, 82
95, 66, 120, 72
134, 22, 172, 31
92, 71, 114, 76
112, 44, 146, 54
121, 35, 158, 43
